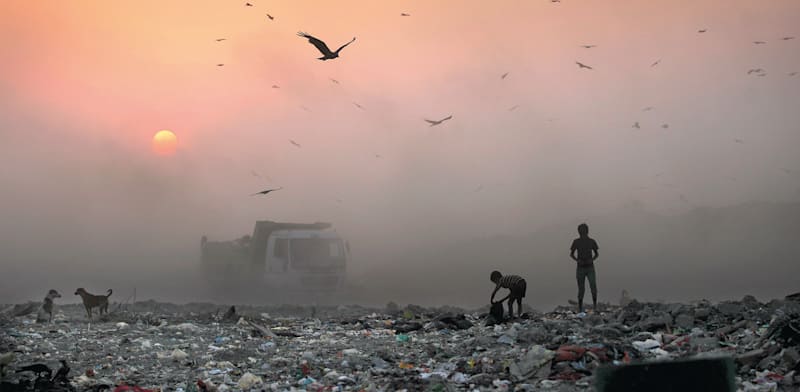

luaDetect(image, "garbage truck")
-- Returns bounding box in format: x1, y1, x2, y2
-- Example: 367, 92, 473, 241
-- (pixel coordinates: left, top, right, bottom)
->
201, 221, 349, 291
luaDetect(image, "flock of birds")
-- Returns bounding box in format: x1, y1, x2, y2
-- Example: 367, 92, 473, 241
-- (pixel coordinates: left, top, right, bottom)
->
218, 2, 797, 202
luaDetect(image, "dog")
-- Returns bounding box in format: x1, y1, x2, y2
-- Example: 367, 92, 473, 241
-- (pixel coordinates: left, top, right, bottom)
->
36, 289, 61, 323
74, 288, 112, 319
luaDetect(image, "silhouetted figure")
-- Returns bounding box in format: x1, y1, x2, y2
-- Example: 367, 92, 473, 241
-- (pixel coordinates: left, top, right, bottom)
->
297, 32, 356, 61
570, 223, 599, 313
490, 271, 527, 319
51, 360, 70, 384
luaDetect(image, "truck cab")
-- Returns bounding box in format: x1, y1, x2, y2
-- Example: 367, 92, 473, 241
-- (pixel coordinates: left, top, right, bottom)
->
201, 221, 348, 292
265, 229, 347, 290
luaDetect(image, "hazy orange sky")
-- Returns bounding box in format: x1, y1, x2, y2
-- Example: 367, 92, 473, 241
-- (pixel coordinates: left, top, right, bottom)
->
1, 1, 799, 305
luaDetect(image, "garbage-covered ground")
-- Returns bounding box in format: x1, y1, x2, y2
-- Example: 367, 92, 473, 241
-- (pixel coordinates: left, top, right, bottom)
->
2, 294, 800, 391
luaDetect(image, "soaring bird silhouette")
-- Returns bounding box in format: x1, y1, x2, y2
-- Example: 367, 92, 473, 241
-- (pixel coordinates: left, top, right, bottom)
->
790, 72, 798, 77
251, 187, 282, 196
734, 138, 744, 144
297, 32, 356, 60
508, 105, 519, 111
781, 36, 795, 40
661, 123, 669, 129
632, 122, 640, 129
289, 140, 301, 147
747, 68, 765, 75
698, 29, 708, 33
245, 2, 253, 6
753, 41, 767, 45
271, 85, 280, 89
329, 78, 340, 84
266, 14, 274, 20
52, 360, 70, 384
651, 59, 661, 67
580, 45, 597, 49
576, 61, 593, 70
352, 102, 365, 110
501, 72, 509, 79
642, 106, 654, 111
424, 115, 453, 126
401, 13, 411, 16
215, 38, 227, 42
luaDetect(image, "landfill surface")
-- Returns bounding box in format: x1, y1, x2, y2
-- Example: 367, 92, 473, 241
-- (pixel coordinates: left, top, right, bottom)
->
1, 295, 800, 391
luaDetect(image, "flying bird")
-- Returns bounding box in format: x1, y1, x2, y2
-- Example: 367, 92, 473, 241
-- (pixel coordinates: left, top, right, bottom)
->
271, 85, 280, 89
245, 2, 253, 6
352, 102, 365, 110
698, 29, 708, 33
401, 13, 411, 16
289, 140, 301, 147
329, 78, 340, 84
215, 38, 227, 42
789, 72, 798, 76
576, 61, 593, 70
266, 14, 274, 20
679, 194, 689, 203
508, 105, 519, 111
375, 154, 382, 158
297, 32, 356, 60
501, 72, 509, 79
642, 106, 654, 111
424, 115, 453, 126
250, 187, 282, 196
632, 122, 640, 129
753, 41, 767, 45
747, 68, 765, 74
734, 138, 744, 144
300, 106, 311, 112
651, 59, 661, 67
472, 185, 483, 193
661, 123, 669, 129
580, 45, 597, 49
217, 64, 225, 67
781, 36, 795, 40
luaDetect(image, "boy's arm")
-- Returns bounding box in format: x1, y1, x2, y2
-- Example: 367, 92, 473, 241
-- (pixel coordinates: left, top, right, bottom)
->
592, 240, 599, 261
490, 285, 500, 302
570, 240, 578, 261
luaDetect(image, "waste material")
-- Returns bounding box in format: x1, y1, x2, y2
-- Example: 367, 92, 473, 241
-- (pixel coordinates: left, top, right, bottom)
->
0, 296, 798, 390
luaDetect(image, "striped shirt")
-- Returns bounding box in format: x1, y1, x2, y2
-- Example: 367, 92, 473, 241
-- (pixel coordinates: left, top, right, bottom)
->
496, 275, 524, 289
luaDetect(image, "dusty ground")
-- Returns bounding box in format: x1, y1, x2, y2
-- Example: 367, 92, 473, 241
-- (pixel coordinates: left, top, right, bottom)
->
1, 296, 799, 391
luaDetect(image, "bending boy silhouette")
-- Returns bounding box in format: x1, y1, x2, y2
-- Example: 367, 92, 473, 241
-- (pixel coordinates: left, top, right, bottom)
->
570, 223, 599, 313
490, 271, 527, 319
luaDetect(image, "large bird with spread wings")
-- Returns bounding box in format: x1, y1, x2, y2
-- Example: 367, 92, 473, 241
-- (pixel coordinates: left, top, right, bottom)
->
424, 115, 453, 127
297, 32, 356, 60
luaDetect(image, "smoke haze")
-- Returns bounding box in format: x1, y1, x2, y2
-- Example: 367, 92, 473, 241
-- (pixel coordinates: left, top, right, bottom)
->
1, 0, 799, 309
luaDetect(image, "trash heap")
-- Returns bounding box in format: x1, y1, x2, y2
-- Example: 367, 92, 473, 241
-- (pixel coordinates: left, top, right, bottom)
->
1, 295, 799, 391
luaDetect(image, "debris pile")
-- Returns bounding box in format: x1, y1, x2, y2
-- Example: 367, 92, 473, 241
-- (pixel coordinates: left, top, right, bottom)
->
1, 294, 799, 391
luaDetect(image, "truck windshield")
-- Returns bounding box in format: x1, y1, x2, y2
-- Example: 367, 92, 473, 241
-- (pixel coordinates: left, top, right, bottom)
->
290, 238, 345, 268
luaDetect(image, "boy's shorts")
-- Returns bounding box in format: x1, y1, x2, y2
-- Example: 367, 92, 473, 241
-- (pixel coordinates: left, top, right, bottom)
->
509, 279, 527, 299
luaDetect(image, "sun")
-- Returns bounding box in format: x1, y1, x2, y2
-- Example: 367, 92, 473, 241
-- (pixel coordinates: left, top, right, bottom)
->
152, 130, 177, 155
